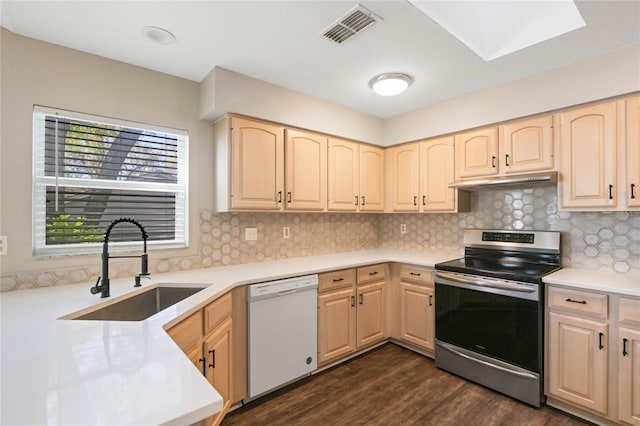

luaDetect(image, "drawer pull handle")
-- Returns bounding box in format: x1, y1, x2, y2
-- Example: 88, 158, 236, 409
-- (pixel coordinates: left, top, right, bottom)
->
598, 333, 604, 350
623, 338, 629, 356
368, 271, 378, 276
351, 296, 355, 307
332, 277, 344, 283
208, 349, 216, 368
429, 294, 433, 306
565, 298, 587, 305
409, 272, 421, 276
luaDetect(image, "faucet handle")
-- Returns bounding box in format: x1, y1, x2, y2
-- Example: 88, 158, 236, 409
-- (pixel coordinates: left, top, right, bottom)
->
134, 274, 151, 288
90, 277, 102, 294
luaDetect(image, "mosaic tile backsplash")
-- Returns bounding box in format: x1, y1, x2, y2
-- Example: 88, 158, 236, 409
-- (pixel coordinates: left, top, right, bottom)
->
2, 187, 638, 291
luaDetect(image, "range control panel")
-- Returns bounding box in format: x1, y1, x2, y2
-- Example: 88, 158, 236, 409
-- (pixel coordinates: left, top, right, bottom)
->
482, 232, 535, 244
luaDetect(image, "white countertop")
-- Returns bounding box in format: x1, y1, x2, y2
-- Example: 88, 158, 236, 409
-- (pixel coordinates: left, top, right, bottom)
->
543, 268, 640, 297
0, 249, 457, 426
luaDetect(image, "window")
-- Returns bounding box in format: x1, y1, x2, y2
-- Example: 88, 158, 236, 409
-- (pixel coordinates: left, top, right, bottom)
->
33, 106, 188, 255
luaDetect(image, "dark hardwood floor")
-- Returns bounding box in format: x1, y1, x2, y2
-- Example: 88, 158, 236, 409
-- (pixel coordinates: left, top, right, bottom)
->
223, 343, 589, 426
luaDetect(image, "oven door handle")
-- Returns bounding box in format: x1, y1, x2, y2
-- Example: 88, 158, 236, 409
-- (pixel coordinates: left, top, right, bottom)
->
435, 271, 536, 293
438, 341, 539, 380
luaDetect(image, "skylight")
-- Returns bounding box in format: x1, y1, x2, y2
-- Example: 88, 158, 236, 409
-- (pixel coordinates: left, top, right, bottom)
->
409, 0, 586, 61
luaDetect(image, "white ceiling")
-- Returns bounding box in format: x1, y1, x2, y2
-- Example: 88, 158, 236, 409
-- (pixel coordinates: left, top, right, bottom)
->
1, 1, 639, 119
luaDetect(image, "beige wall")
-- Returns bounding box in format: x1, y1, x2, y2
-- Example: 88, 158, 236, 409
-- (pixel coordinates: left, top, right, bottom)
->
0, 28, 215, 274
383, 43, 640, 146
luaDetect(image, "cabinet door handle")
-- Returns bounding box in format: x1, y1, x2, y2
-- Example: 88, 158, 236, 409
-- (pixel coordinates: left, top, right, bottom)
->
631, 183, 637, 200
361, 196, 365, 206
332, 277, 344, 283
287, 191, 292, 203
422, 195, 426, 206
208, 349, 216, 368
623, 338, 629, 356
351, 296, 355, 307
609, 184, 614, 200
355, 196, 359, 206
359, 293, 363, 305
599, 333, 604, 350
369, 271, 378, 276
505, 154, 510, 167
565, 298, 587, 305
491, 156, 496, 168
199, 357, 206, 376
429, 294, 433, 306
277, 191, 282, 203
413, 196, 417, 206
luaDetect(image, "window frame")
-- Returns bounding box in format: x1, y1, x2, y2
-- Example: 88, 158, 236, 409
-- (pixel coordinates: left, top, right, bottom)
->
32, 105, 189, 256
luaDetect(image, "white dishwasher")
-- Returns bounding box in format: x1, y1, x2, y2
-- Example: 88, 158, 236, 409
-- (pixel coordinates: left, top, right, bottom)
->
247, 274, 318, 399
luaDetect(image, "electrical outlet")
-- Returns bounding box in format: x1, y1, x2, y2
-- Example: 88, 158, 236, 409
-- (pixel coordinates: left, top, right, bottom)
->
283, 227, 290, 239
400, 224, 406, 234
0, 236, 6, 255
245, 227, 258, 241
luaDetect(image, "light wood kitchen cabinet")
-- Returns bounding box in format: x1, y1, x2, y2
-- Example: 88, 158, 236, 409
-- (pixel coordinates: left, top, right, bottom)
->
559, 102, 618, 209
454, 126, 499, 180
359, 144, 385, 211
626, 96, 640, 208
398, 265, 435, 351
317, 264, 387, 365
327, 139, 384, 212
499, 115, 554, 174
388, 138, 468, 213
619, 297, 640, 425
203, 318, 232, 426
388, 143, 420, 211
228, 116, 285, 210
285, 129, 327, 211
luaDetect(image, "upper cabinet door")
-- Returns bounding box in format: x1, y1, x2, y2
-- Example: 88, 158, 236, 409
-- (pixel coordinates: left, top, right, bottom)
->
389, 143, 420, 211
500, 115, 554, 174
231, 117, 284, 210
420, 136, 455, 212
626, 96, 640, 208
328, 138, 359, 211
560, 102, 617, 209
359, 145, 385, 212
454, 127, 499, 179
285, 129, 327, 211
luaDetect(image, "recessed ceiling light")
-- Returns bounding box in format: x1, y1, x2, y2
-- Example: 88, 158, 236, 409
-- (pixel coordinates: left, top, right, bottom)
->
369, 73, 413, 96
142, 26, 176, 45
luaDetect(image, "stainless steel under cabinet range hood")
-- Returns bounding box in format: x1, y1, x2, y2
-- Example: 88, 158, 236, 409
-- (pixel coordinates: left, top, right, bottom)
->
448, 171, 557, 191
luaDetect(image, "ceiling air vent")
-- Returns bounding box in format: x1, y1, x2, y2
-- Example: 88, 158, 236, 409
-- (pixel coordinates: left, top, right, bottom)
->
321, 4, 382, 44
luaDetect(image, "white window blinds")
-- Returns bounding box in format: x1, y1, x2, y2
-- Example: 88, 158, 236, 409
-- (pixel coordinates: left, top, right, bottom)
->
33, 106, 188, 255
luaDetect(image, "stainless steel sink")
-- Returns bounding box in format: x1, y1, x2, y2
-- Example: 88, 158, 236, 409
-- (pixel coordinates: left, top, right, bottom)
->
72, 286, 205, 321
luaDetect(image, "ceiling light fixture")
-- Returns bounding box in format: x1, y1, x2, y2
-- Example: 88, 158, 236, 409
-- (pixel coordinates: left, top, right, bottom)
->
142, 26, 176, 45
369, 73, 413, 96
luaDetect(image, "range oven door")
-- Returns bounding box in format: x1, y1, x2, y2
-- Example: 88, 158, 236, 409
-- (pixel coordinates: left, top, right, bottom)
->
434, 270, 544, 407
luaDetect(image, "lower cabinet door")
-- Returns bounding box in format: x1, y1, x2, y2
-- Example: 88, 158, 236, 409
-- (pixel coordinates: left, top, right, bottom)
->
203, 318, 233, 426
318, 288, 356, 364
399, 281, 434, 350
619, 327, 640, 425
547, 312, 608, 415
356, 282, 385, 349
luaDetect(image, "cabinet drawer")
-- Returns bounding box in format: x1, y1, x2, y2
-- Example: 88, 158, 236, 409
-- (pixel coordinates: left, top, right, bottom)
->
399, 265, 434, 285
204, 292, 233, 335
619, 297, 640, 326
357, 264, 387, 285
548, 286, 608, 319
167, 310, 203, 353
319, 268, 356, 292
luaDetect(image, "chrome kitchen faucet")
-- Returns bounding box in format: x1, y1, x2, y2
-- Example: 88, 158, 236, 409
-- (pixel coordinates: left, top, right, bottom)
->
90, 217, 150, 298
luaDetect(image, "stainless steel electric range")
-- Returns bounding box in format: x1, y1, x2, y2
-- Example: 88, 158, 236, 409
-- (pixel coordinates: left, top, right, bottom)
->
434, 229, 561, 407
